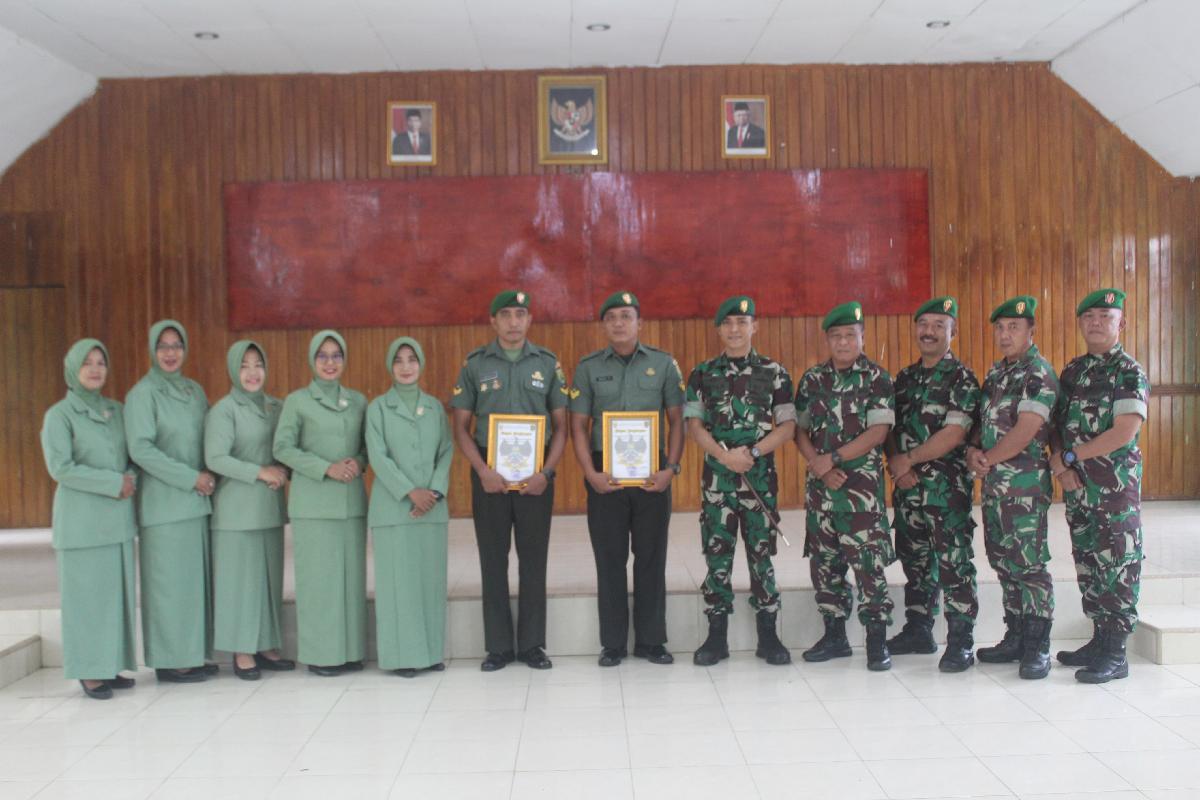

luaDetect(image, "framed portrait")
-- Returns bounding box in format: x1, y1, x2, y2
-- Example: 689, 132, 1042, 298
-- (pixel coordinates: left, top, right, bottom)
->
602, 411, 660, 486
388, 101, 437, 167
487, 414, 546, 490
538, 75, 607, 165
722, 95, 770, 160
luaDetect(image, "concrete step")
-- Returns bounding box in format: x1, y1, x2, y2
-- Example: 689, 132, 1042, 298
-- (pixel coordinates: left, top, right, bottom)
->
1133, 604, 1200, 664
0, 634, 41, 689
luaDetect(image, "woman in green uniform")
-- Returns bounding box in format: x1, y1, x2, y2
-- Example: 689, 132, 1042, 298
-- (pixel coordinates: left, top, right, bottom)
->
125, 320, 216, 683
273, 330, 368, 676
366, 337, 453, 677
206, 340, 295, 680
41, 340, 138, 699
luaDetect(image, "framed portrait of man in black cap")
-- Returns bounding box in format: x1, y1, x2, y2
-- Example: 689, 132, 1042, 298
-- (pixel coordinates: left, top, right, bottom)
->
722, 95, 770, 159
388, 101, 437, 166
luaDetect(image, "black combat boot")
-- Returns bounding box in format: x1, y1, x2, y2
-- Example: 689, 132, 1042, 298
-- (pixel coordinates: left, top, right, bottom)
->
693, 613, 730, 666
886, 611, 937, 655
938, 617, 976, 673
1056, 621, 1101, 666
755, 610, 792, 665
977, 613, 1023, 663
802, 615, 852, 662
1018, 616, 1052, 680
1075, 628, 1130, 684
865, 622, 892, 671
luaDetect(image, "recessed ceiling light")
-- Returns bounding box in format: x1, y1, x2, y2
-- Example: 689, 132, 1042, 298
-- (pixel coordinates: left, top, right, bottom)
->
925, 20, 950, 29
586, 23, 611, 32
194, 31, 219, 40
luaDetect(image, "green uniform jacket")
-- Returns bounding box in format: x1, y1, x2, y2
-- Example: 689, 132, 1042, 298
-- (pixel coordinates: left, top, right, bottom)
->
124, 373, 211, 527
41, 393, 137, 550
366, 387, 453, 528
569, 342, 686, 451
449, 339, 568, 446
205, 392, 288, 531
273, 381, 368, 520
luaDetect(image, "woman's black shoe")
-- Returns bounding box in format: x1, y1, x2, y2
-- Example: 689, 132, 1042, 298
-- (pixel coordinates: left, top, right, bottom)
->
155, 668, 207, 683
107, 675, 136, 689
254, 654, 296, 671
424, 663, 445, 672
80, 680, 113, 700
233, 658, 261, 681
201, 663, 220, 676
395, 668, 418, 678
307, 664, 343, 677
341, 660, 364, 672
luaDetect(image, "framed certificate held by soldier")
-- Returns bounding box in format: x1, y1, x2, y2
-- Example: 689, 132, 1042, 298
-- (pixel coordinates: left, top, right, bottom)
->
602, 411, 660, 486
487, 414, 546, 490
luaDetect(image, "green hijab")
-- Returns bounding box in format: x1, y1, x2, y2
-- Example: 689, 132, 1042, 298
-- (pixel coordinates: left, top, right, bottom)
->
148, 319, 191, 397
64, 338, 109, 413
308, 329, 347, 402
386, 336, 424, 412
227, 339, 267, 414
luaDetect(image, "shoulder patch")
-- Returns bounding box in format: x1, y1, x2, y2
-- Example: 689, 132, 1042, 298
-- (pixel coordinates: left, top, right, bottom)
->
452, 385, 463, 396
569, 387, 581, 399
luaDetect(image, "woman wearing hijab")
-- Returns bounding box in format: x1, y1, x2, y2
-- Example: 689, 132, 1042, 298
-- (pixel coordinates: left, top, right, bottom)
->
206, 340, 295, 680
125, 320, 216, 683
367, 337, 453, 677
273, 330, 368, 676
41, 340, 138, 699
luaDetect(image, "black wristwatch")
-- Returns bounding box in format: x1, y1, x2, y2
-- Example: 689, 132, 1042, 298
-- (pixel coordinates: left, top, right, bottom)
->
830, 449, 844, 467
541, 467, 556, 480
1062, 449, 1078, 467
750, 446, 762, 459
431, 490, 444, 502
666, 462, 682, 475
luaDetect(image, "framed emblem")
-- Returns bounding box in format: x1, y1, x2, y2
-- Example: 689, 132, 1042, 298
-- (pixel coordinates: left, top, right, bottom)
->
538, 75, 607, 165
602, 411, 660, 486
487, 414, 546, 490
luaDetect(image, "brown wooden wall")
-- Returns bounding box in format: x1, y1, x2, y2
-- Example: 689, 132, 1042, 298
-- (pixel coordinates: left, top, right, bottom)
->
0, 63, 1197, 527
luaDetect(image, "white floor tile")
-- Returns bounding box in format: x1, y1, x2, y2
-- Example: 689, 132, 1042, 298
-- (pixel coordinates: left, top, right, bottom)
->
1053, 716, 1194, 752
521, 706, 626, 738
287, 739, 408, 776
1016, 689, 1142, 721
1159, 716, 1200, 746
620, 681, 721, 708
401, 738, 518, 774
920, 694, 1042, 725
866, 756, 1010, 798
627, 731, 743, 768
427, 684, 529, 712
59, 744, 194, 781
108, 713, 226, 747
0, 747, 89, 781
980, 753, 1132, 794
173, 740, 304, 778
1102, 666, 1195, 692
1103, 751, 1200, 790
515, 735, 630, 771
750, 762, 887, 800
524, 681, 623, 709
623, 704, 728, 736
309, 712, 422, 744
736, 727, 859, 764
1142, 791, 1200, 800
389, 771, 513, 799
711, 675, 817, 704
823, 697, 940, 728
1022, 793, 1146, 800
237, 688, 344, 716
802, 670, 914, 701
1120, 689, 1200, 718
24, 779, 160, 799
947, 721, 1084, 757
415, 709, 525, 741
268, 774, 396, 799
722, 700, 837, 731
842, 724, 973, 760
0, 781, 45, 800
510, 769, 633, 800
894, 667, 1011, 698
5, 717, 127, 749
329, 687, 435, 715
631, 765, 757, 798
211, 712, 325, 745
148, 776, 280, 799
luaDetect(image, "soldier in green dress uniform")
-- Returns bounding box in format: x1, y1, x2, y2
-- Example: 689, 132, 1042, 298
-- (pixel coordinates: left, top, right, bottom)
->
967, 295, 1060, 680
125, 320, 217, 683
367, 336, 454, 677
685, 295, 796, 667
569, 291, 686, 667
1051, 288, 1149, 683
205, 340, 295, 680
273, 330, 369, 676
41, 339, 138, 699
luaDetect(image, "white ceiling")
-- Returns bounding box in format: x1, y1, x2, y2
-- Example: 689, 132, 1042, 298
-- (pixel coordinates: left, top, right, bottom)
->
0, 0, 1197, 177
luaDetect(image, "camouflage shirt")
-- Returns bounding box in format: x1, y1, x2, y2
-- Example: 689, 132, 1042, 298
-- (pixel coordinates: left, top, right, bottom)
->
1054, 342, 1149, 508
795, 354, 896, 513
893, 352, 980, 507
979, 343, 1060, 499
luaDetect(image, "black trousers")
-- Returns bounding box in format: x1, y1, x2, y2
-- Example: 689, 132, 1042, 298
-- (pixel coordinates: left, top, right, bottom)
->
585, 452, 671, 650
470, 460, 553, 655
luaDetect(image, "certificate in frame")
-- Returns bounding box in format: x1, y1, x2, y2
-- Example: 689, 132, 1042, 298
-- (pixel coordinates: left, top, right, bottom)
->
487, 414, 546, 490
602, 411, 660, 486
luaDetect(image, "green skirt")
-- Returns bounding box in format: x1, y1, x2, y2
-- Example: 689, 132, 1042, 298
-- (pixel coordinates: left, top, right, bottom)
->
139, 517, 212, 668
374, 523, 448, 670
213, 527, 284, 654
57, 539, 137, 680
293, 518, 366, 666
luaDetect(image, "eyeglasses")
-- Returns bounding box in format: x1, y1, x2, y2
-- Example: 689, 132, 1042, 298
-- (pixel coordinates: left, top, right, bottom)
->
156, 342, 185, 352
315, 352, 345, 363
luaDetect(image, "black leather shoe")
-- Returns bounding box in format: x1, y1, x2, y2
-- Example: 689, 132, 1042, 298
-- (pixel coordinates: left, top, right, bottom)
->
1018, 616, 1052, 680
80, 680, 113, 700
598, 647, 627, 667
865, 622, 892, 671
802, 616, 852, 662
107, 675, 136, 690
938, 618, 976, 673
254, 654, 296, 671
481, 651, 515, 672
155, 668, 207, 683
201, 662, 219, 676
341, 660, 364, 672
517, 647, 553, 670
887, 612, 938, 655
1057, 622, 1101, 667
395, 668, 418, 678
307, 664, 343, 677
633, 644, 674, 664
978, 613, 1024, 663
755, 610, 792, 666
1075, 629, 1129, 684
233, 658, 261, 682
693, 614, 730, 666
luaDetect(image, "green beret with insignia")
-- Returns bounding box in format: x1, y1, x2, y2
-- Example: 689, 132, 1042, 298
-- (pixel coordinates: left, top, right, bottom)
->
714, 295, 755, 327
1076, 288, 1126, 316
599, 291, 639, 319
914, 296, 957, 320
989, 294, 1037, 323
490, 289, 530, 316
822, 300, 864, 331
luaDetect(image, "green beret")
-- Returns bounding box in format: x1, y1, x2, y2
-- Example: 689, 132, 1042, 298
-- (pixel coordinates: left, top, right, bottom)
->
1076, 288, 1126, 316
989, 295, 1037, 323
822, 301, 863, 331
914, 296, 957, 320
599, 291, 639, 319
714, 295, 755, 327
490, 289, 530, 316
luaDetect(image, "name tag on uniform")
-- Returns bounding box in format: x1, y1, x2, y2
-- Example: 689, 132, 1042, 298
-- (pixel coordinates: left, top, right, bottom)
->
595, 375, 614, 382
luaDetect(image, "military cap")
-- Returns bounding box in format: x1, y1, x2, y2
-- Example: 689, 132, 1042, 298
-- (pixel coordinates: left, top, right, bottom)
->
1076, 288, 1126, 316
714, 295, 755, 326
914, 296, 958, 320
490, 289, 530, 316
989, 294, 1037, 323
822, 300, 864, 331
599, 291, 639, 319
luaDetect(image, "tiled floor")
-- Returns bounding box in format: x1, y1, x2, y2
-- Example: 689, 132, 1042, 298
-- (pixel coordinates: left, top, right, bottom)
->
3, 649, 1200, 799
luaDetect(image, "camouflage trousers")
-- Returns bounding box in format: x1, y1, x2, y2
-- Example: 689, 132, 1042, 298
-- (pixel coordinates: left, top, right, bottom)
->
700, 489, 779, 616
1064, 490, 1143, 633
892, 487, 979, 623
804, 509, 896, 625
982, 495, 1054, 619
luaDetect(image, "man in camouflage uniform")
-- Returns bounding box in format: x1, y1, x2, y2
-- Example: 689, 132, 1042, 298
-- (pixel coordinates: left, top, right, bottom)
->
684, 295, 797, 666
1051, 288, 1149, 684
885, 296, 982, 673
967, 295, 1060, 680
450, 290, 569, 672
569, 291, 686, 667
795, 301, 898, 671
